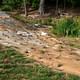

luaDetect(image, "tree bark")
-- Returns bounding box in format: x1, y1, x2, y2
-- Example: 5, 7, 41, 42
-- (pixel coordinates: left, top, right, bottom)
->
63, 0, 66, 11
39, 0, 45, 16
23, 0, 28, 17
56, 0, 59, 12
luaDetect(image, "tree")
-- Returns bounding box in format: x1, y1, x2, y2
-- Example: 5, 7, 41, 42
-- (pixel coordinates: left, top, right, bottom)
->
23, 0, 27, 16
63, 0, 66, 11
23, 0, 30, 17
1, 0, 80, 15
39, 0, 45, 16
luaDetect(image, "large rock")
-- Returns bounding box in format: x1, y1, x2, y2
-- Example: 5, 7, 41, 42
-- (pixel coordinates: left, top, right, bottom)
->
0, 11, 10, 19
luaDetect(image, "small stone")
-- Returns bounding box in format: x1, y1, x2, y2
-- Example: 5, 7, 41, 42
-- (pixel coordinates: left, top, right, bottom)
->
25, 51, 29, 53
40, 32, 48, 36
57, 64, 63, 67
34, 24, 40, 27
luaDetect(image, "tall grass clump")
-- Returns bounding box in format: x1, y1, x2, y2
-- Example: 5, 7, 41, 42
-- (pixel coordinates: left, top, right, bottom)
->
52, 17, 80, 37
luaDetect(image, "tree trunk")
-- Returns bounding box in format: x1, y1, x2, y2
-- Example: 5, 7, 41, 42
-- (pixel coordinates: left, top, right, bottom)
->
39, 0, 45, 16
23, 0, 28, 17
63, 0, 66, 11
56, 0, 59, 12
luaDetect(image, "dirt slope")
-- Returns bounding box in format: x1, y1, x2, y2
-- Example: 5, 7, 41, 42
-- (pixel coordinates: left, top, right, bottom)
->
0, 11, 80, 76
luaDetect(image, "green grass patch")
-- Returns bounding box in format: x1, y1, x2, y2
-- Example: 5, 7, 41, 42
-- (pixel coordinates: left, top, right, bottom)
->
12, 14, 53, 26
52, 17, 80, 37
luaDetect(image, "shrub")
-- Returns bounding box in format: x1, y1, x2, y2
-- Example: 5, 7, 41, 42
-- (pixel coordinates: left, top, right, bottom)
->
52, 18, 80, 37
1, 5, 12, 11
41, 17, 52, 25
31, 0, 39, 9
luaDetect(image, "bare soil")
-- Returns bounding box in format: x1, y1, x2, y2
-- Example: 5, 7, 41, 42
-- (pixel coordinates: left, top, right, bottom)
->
0, 12, 80, 76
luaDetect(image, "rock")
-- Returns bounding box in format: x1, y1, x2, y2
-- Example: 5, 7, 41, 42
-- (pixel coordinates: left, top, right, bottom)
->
52, 44, 60, 50
74, 50, 80, 56
40, 32, 48, 36
2, 42, 12, 46
17, 31, 34, 38
25, 50, 29, 53
28, 14, 39, 19
25, 49, 31, 53
0, 11, 10, 19
57, 64, 63, 67
17, 31, 27, 36
34, 24, 40, 27
48, 25, 53, 28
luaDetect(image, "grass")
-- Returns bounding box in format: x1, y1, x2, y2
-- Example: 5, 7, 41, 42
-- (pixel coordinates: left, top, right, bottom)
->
11, 14, 53, 26
61, 37, 80, 49
52, 17, 80, 37
0, 46, 80, 80
11, 13, 80, 38
12, 14, 80, 37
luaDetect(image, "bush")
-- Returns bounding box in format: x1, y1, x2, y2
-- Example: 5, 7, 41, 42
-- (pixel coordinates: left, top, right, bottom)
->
52, 18, 80, 37
1, 5, 12, 11
31, 0, 39, 9
41, 17, 52, 25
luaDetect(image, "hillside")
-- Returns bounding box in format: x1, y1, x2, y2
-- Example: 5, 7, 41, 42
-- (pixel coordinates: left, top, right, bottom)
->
0, 11, 80, 78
